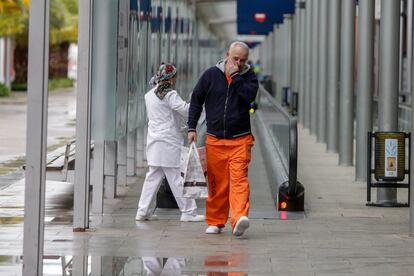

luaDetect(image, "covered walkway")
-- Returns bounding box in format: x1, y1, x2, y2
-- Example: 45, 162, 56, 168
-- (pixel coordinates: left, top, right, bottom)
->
1, 123, 414, 274
5, 0, 414, 275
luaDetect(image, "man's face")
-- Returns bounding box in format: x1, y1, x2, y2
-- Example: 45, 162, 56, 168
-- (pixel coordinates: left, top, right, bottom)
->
226, 46, 249, 71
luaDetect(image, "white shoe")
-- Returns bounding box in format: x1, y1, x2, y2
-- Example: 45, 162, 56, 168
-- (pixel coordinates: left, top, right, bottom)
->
205, 225, 222, 234
135, 214, 158, 221
180, 213, 205, 222
233, 216, 249, 237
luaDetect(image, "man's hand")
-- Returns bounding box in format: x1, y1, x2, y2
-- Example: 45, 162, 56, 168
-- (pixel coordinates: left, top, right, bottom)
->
227, 59, 239, 75
188, 132, 197, 144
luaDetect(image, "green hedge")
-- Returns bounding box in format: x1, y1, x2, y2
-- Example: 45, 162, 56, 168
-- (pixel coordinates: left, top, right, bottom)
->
11, 78, 75, 92
0, 83, 11, 97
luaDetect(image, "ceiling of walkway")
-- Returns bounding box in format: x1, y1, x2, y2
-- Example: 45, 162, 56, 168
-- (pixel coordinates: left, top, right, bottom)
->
194, 0, 265, 45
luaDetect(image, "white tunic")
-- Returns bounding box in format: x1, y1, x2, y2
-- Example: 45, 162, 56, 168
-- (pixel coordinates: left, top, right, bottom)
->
145, 87, 189, 168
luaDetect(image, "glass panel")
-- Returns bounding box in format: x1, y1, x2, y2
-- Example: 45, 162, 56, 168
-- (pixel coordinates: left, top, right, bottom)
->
91, 1, 118, 141
115, 0, 130, 139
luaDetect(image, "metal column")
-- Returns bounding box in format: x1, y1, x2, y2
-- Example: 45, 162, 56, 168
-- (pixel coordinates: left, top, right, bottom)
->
377, 0, 401, 204
304, 0, 313, 129
310, 0, 319, 135
73, 0, 93, 231
22, 1, 50, 274
339, 0, 356, 166
299, 0, 307, 124
317, 0, 328, 143
409, 0, 414, 237
327, 0, 341, 153
356, 0, 375, 181
127, 130, 137, 176
4, 37, 12, 88
117, 136, 127, 186
92, 141, 105, 214
399, 1, 405, 95
408, 0, 414, 99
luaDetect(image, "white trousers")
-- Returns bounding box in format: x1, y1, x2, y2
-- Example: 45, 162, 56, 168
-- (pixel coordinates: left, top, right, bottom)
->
137, 166, 197, 217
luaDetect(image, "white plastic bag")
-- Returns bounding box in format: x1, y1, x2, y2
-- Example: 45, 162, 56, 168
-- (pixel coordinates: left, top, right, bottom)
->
180, 142, 208, 199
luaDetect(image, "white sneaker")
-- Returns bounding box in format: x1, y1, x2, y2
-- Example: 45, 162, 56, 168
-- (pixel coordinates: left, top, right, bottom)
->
205, 226, 222, 234
233, 216, 249, 237
180, 213, 205, 222
135, 214, 158, 221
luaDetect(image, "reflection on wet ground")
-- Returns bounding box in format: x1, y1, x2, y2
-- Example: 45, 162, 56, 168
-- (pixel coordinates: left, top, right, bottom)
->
0, 255, 251, 275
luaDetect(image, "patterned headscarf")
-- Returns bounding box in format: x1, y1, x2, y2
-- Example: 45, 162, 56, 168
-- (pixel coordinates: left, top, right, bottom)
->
150, 63, 177, 100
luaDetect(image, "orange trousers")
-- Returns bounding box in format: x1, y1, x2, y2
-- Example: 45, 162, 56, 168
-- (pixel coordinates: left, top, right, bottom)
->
205, 134, 254, 229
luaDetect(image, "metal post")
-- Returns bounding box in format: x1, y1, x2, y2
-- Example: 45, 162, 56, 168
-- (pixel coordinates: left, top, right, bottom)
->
117, 136, 127, 186
285, 15, 293, 93
409, 0, 414, 237
291, 3, 298, 96
22, 1, 49, 274
377, 0, 400, 204
72, 256, 89, 276
339, 0, 356, 165
408, 0, 414, 100
299, 1, 307, 124
317, 0, 328, 143
104, 141, 117, 199
304, 0, 313, 129
327, 0, 341, 153
127, 130, 137, 176
356, 0, 375, 181
74, 0, 93, 231
310, 0, 319, 135
399, 1, 405, 95
4, 37, 12, 88
92, 141, 104, 214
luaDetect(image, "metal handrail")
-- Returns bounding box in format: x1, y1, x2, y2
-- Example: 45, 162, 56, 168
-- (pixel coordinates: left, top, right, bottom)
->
258, 86, 298, 195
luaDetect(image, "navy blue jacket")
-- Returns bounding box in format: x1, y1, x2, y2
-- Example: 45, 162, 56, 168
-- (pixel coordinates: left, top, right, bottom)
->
188, 60, 258, 139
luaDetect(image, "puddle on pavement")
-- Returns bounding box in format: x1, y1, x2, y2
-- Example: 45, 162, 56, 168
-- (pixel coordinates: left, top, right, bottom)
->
0, 255, 250, 275
0, 217, 24, 225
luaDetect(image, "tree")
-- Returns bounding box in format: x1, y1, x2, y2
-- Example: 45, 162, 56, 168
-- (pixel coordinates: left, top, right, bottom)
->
0, 0, 79, 83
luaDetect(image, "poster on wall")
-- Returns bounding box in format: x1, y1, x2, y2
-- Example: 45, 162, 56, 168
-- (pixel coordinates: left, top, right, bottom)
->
384, 138, 398, 177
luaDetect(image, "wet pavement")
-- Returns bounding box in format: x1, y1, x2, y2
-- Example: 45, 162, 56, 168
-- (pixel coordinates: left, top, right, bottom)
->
0, 89, 414, 275
0, 88, 76, 164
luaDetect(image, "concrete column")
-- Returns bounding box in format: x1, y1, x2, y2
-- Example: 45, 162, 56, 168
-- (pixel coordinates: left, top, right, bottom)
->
377, 0, 400, 204
356, 0, 375, 181
339, 0, 356, 166
304, 0, 313, 129
23, 1, 50, 274
317, 0, 329, 143
310, 0, 319, 135
327, 0, 341, 153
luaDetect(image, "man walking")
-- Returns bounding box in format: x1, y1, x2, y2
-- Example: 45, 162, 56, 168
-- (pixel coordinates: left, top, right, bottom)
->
187, 41, 258, 236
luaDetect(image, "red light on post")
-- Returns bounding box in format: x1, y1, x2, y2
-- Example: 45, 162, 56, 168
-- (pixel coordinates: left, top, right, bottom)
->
280, 201, 287, 209
254, 13, 267, 23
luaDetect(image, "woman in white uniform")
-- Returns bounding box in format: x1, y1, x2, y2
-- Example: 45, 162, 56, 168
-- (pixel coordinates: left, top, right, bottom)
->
136, 63, 205, 222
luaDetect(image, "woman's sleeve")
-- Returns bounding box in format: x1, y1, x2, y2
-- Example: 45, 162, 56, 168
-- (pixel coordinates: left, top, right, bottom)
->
166, 91, 189, 118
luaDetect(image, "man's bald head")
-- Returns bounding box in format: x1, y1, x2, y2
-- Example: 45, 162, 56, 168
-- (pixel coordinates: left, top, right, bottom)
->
226, 41, 250, 73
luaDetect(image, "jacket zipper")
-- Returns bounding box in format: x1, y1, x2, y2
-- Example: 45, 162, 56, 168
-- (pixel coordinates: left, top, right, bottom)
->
223, 84, 230, 138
